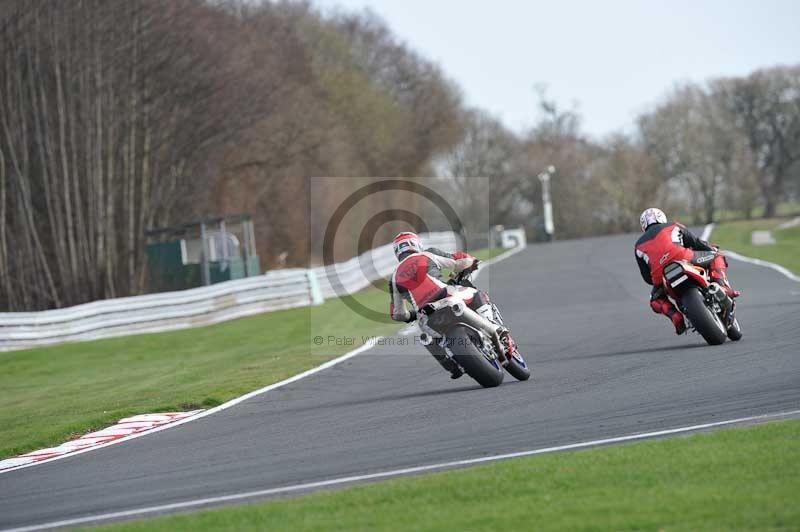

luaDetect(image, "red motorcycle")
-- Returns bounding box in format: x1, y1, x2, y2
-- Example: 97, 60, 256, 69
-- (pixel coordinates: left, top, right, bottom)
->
662, 259, 742, 345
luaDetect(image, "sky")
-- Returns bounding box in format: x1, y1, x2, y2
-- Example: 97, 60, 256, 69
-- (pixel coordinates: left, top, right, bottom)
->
314, 0, 800, 140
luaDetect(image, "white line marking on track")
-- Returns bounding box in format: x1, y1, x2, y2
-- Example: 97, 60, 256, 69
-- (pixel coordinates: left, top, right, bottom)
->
472, 244, 526, 280
5, 408, 799, 532
702, 223, 800, 282
724, 249, 800, 282
700, 223, 714, 242
0, 246, 527, 476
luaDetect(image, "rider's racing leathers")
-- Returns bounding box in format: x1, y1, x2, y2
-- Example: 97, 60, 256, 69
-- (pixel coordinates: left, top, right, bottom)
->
388, 248, 477, 322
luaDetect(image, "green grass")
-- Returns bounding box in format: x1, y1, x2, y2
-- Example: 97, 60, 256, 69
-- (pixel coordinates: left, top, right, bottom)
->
1, 248, 505, 459
713, 201, 800, 222
713, 218, 800, 275
88, 420, 800, 531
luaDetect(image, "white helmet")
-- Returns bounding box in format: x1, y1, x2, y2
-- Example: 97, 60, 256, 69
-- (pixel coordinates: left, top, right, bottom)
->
639, 208, 667, 232
393, 232, 422, 260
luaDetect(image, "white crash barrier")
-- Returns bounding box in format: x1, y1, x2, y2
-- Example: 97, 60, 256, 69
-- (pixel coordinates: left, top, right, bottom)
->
0, 232, 458, 351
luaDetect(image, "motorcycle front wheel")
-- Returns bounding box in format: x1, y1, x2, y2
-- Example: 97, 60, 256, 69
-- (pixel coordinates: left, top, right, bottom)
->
504, 350, 531, 381
727, 316, 743, 341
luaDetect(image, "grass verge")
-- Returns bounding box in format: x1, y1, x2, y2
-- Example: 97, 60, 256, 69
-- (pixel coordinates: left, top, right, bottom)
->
88, 420, 800, 531
712, 201, 800, 222
1, 248, 506, 459
712, 218, 800, 275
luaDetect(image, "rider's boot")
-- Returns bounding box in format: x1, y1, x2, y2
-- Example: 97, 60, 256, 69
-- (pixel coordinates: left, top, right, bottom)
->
651, 297, 686, 335
431, 341, 463, 379
725, 301, 743, 341
436, 354, 463, 379
667, 307, 687, 335
713, 278, 740, 299
710, 255, 740, 298
449, 366, 464, 379
727, 300, 737, 327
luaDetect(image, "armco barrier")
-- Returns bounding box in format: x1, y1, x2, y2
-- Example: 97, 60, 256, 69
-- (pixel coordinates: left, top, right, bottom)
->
0, 232, 457, 351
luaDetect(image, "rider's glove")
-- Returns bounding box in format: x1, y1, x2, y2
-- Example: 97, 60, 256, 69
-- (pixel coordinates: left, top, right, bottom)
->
404, 310, 417, 323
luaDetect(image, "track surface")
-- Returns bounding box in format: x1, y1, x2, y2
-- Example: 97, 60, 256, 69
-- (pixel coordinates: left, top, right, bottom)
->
2, 233, 799, 529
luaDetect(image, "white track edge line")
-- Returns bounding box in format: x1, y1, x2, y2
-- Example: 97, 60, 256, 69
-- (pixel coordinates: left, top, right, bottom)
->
701, 223, 800, 282
0, 245, 526, 476
473, 244, 526, 276
699, 223, 714, 241
5, 408, 799, 532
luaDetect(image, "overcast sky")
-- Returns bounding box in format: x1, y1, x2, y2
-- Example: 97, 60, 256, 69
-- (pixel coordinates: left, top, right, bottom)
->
315, 0, 799, 140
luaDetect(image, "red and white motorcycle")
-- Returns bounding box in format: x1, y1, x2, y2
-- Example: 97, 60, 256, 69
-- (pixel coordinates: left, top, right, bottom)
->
416, 264, 531, 387
662, 259, 742, 345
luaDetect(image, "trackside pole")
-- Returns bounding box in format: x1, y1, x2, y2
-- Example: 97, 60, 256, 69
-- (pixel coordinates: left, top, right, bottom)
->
307, 269, 324, 305
538, 166, 555, 241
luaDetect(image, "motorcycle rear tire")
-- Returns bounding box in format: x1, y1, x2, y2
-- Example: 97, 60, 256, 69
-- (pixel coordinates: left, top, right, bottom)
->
682, 288, 727, 345
447, 326, 504, 388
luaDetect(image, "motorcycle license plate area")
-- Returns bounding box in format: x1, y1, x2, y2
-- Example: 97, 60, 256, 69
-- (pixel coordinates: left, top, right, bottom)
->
671, 274, 688, 287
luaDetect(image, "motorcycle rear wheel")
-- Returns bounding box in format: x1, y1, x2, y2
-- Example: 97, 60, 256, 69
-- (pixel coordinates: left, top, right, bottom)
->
447, 326, 504, 388
682, 288, 727, 345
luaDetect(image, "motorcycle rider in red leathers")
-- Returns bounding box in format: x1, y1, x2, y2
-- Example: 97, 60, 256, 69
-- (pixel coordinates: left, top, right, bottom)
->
635, 208, 739, 335
388, 232, 515, 379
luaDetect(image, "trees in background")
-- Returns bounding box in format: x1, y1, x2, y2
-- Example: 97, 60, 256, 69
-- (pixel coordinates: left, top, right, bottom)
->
437, 109, 529, 235
713, 66, 800, 218
638, 85, 741, 224
0, 0, 261, 309
204, 4, 465, 269
0, 0, 798, 311
0, 1, 465, 310
593, 135, 663, 234
637, 66, 800, 223
436, 66, 799, 241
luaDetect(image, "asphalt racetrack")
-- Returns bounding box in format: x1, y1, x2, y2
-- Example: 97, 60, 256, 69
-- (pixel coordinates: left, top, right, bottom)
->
2, 233, 799, 530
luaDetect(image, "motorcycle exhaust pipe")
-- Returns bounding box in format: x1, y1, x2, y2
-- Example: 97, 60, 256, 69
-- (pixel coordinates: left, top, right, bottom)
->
449, 303, 507, 362
708, 283, 732, 311
449, 302, 496, 334
419, 332, 434, 346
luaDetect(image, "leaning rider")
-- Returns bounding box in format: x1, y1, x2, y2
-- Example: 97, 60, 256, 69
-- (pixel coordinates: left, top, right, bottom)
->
635, 208, 739, 335
388, 232, 515, 379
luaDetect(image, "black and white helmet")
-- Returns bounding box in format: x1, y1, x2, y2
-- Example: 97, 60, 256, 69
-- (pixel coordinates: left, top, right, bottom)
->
639, 208, 667, 232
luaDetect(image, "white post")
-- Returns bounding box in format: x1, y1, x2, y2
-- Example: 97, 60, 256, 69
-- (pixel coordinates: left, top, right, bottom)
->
538, 166, 555, 241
